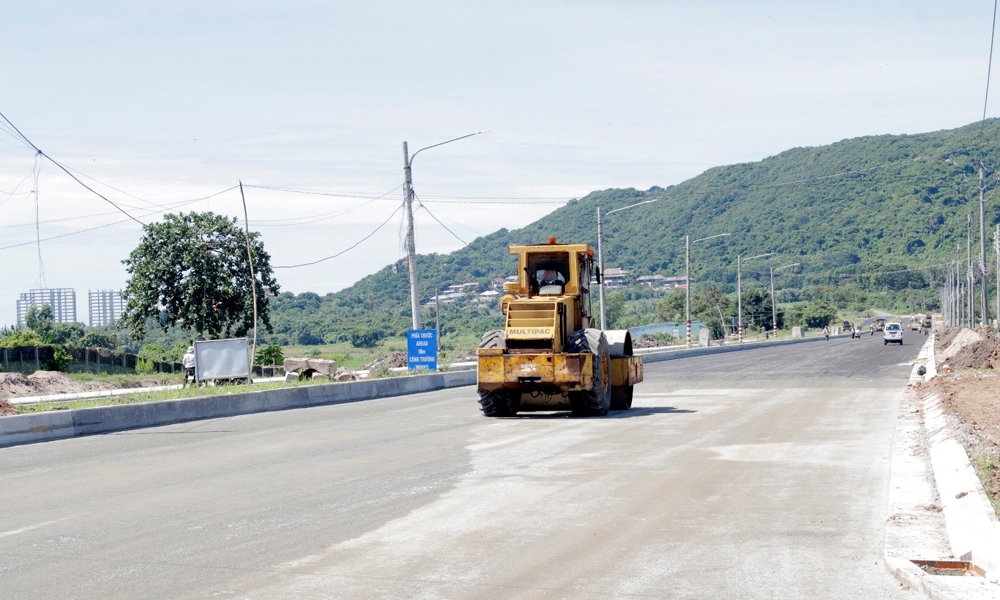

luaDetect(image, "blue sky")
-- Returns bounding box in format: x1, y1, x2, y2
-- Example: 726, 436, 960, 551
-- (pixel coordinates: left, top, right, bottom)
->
0, 1, 996, 326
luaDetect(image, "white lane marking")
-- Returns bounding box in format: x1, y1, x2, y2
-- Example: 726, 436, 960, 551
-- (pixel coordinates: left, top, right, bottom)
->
0, 518, 67, 539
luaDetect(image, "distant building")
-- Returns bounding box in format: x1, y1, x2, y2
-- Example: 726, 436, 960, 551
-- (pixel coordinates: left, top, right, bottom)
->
16, 288, 77, 326
88, 289, 123, 327
602, 268, 629, 288
637, 275, 688, 289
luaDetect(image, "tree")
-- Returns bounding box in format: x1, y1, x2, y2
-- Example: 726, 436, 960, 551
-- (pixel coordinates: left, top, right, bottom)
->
24, 305, 55, 343
256, 344, 284, 367
120, 211, 280, 341
801, 300, 837, 328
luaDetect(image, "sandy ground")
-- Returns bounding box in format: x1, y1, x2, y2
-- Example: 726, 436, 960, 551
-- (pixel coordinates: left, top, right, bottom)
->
917, 326, 1000, 513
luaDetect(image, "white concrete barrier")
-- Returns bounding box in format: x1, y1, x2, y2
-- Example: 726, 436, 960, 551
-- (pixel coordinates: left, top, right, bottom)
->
0, 369, 476, 448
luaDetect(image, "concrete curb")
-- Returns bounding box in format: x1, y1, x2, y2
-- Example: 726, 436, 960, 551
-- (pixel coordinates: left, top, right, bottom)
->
0, 333, 834, 448
638, 332, 834, 363
0, 370, 476, 448
884, 333, 1000, 598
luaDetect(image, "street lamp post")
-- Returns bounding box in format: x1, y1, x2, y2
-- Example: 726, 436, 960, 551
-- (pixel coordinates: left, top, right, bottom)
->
402, 130, 487, 330
596, 199, 658, 329
685, 232, 731, 346
769, 262, 800, 337
737, 252, 772, 342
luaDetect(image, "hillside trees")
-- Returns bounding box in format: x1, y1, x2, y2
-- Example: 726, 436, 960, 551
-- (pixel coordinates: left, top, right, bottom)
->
120, 212, 279, 341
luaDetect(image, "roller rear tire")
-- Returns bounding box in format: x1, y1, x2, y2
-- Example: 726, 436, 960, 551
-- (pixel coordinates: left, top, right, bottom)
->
610, 385, 633, 410
477, 330, 518, 417
479, 390, 520, 417
567, 329, 611, 417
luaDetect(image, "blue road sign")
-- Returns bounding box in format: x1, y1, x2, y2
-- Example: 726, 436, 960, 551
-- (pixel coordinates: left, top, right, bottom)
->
407, 329, 438, 370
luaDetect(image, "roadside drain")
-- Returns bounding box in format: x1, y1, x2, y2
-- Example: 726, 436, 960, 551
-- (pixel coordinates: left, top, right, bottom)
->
911, 559, 985, 577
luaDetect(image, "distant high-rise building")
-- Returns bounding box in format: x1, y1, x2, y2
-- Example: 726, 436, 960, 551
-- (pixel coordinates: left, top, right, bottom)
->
88, 290, 124, 327
16, 288, 77, 326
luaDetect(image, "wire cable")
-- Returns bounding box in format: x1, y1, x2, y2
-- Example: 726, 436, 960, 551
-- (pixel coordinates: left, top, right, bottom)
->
0, 185, 238, 230
0, 166, 35, 209
0, 110, 145, 225
981, 0, 999, 157
273, 202, 404, 269
414, 193, 469, 246
0, 195, 213, 252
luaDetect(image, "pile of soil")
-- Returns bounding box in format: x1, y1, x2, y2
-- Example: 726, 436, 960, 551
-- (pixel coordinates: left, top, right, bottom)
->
634, 336, 670, 349
936, 327, 1000, 371
0, 371, 115, 400
362, 351, 408, 372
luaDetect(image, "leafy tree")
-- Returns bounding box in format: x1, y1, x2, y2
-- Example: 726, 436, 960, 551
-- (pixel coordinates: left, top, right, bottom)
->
80, 329, 118, 350
351, 330, 385, 349
120, 211, 280, 341
25, 305, 55, 343
0, 328, 44, 348
801, 300, 837, 328
256, 344, 284, 366
603, 291, 628, 328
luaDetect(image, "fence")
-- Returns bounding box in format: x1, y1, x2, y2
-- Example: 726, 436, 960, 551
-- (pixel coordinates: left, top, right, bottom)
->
0, 346, 182, 375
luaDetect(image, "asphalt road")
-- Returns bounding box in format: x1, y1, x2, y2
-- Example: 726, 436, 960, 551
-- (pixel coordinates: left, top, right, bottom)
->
0, 334, 926, 599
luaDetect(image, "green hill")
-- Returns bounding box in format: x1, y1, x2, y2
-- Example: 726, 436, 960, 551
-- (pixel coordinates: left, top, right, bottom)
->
268, 119, 1000, 345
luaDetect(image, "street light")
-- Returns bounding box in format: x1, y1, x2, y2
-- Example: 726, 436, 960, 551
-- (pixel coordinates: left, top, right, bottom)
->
737, 252, 773, 342
402, 130, 488, 330
686, 232, 731, 346
769, 262, 800, 336
596, 199, 658, 328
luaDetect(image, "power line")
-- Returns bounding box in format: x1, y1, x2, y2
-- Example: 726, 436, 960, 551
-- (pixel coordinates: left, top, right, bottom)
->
981, 0, 999, 155
0, 195, 215, 252
414, 193, 469, 246
0, 110, 145, 225
273, 202, 405, 269
0, 186, 238, 230
0, 166, 35, 209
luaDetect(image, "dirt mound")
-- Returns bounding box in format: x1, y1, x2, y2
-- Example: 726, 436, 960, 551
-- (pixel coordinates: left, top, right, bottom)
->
0, 370, 109, 400
0, 373, 36, 399
935, 326, 963, 351
937, 328, 1000, 372
634, 336, 670, 349
363, 351, 409, 372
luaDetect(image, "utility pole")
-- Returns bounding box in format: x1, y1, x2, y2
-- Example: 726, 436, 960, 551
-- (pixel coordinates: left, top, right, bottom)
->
770, 266, 777, 336
968, 213, 975, 329
435, 291, 441, 354
995, 224, 1000, 329
597, 207, 606, 329
980, 164, 989, 327
685, 234, 691, 347
402, 142, 420, 331
737, 255, 743, 342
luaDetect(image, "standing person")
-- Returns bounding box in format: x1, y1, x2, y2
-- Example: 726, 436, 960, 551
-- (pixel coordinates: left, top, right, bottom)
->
182, 346, 196, 385
822, 325, 830, 341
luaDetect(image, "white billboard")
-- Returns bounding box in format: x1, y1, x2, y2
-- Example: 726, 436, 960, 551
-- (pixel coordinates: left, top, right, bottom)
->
194, 338, 251, 382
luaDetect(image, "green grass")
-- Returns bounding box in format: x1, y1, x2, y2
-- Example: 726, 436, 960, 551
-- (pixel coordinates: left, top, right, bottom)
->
970, 450, 1000, 516
64, 372, 184, 387
12, 376, 338, 415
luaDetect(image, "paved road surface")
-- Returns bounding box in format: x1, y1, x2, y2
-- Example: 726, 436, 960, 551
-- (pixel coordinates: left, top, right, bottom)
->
0, 334, 925, 599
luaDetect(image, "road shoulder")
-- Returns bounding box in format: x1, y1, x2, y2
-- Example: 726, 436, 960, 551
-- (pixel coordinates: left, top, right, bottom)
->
884, 334, 1000, 599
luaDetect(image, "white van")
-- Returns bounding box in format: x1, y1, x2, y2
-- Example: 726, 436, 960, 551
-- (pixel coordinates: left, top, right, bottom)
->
884, 322, 903, 345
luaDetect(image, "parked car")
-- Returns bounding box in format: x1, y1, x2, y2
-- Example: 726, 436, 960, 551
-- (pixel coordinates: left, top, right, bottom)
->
884, 322, 903, 345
